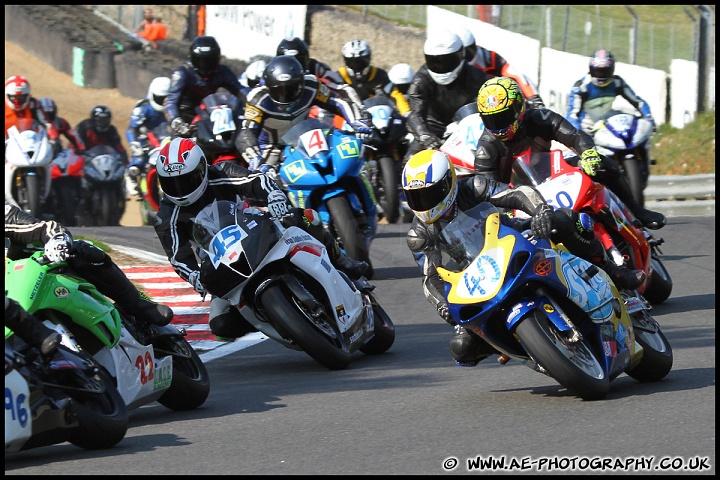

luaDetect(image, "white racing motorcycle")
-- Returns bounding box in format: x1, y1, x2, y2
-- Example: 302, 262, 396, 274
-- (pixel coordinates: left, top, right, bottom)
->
192, 199, 396, 370
5, 119, 54, 218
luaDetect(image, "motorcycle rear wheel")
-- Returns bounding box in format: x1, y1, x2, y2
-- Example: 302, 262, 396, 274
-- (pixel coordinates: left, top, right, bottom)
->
515, 309, 610, 401
377, 156, 400, 224
155, 335, 211, 411
625, 310, 673, 382
261, 283, 352, 370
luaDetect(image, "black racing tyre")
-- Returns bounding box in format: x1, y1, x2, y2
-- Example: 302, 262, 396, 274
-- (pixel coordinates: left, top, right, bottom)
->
378, 156, 400, 224
622, 158, 645, 207
326, 195, 373, 278
155, 336, 210, 411
643, 256, 673, 304
625, 310, 673, 382
25, 174, 43, 219
515, 309, 610, 401
261, 283, 352, 370
359, 295, 395, 354
99, 187, 115, 226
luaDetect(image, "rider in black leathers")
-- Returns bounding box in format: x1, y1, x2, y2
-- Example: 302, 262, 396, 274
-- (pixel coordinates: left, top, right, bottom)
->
164, 35, 246, 137
473, 77, 666, 230
402, 150, 646, 367
5, 295, 61, 356
404, 30, 490, 166
5, 202, 173, 328
153, 137, 368, 340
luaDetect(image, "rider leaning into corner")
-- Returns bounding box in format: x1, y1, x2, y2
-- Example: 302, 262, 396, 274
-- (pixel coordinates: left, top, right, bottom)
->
152, 137, 369, 341
565, 49, 656, 134
401, 149, 646, 367
472, 77, 666, 231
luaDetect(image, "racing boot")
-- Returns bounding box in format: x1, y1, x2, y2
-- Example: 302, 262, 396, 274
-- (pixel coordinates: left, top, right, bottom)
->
605, 173, 666, 230
208, 296, 258, 341
73, 243, 173, 327
596, 257, 646, 290
449, 325, 497, 367
6, 297, 61, 356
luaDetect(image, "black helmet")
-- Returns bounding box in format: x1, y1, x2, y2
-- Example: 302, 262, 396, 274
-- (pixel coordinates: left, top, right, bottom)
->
276, 37, 310, 71
190, 36, 221, 79
91, 105, 112, 133
263, 55, 305, 105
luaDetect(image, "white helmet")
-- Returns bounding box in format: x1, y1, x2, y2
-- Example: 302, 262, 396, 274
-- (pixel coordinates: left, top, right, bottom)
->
423, 31, 465, 86
148, 76, 171, 112
388, 63, 415, 86
156, 137, 209, 207
456, 27, 479, 63
244, 60, 267, 89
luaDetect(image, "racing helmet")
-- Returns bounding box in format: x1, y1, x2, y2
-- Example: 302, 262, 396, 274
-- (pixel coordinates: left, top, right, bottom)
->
263, 55, 305, 106
91, 105, 112, 133
37, 97, 57, 123
190, 36, 221, 79
476, 77, 526, 142
402, 150, 458, 224
148, 77, 171, 112
5, 75, 30, 111
156, 137, 209, 206
277, 37, 310, 71
388, 63, 415, 95
423, 31, 465, 86
456, 27, 478, 63
342, 39, 372, 82
589, 49, 615, 87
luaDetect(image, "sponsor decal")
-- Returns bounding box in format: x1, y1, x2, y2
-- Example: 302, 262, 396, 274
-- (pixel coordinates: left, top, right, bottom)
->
54, 286, 71, 299
534, 258, 553, 276
543, 303, 554, 313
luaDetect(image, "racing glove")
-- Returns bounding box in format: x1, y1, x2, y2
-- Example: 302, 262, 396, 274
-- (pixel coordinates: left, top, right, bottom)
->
579, 149, 603, 177
350, 121, 373, 143
128, 141, 144, 157
526, 95, 545, 109
267, 190, 290, 219
436, 301, 452, 322
530, 204, 555, 239
171, 117, 195, 137
418, 133, 442, 150
44, 232, 73, 263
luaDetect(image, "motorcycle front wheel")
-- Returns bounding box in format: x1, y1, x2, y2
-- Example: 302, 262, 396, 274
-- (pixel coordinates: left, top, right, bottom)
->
515, 309, 610, 401
359, 293, 396, 355
644, 256, 673, 304
260, 283, 352, 370
620, 158, 645, 207
154, 335, 211, 411
326, 195, 373, 278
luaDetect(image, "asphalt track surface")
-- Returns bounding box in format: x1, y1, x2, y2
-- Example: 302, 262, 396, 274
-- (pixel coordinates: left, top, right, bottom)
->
6, 216, 715, 475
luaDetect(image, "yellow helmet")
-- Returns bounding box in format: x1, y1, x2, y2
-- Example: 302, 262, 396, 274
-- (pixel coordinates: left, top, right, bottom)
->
476, 77, 526, 141
401, 150, 457, 224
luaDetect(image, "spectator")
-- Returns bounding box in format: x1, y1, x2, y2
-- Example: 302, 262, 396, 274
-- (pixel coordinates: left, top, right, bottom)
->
133, 8, 153, 35
140, 16, 168, 47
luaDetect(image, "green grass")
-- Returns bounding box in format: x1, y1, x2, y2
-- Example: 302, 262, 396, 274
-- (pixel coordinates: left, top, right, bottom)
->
651, 110, 716, 175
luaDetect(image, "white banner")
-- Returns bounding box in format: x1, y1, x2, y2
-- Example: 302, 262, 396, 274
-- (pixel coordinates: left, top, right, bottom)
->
205, 5, 307, 62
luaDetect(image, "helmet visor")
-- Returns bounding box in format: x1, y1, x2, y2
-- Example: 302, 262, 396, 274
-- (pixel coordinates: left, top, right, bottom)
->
481, 101, 523, 131
268, 79, 304, 104
152, 93, 167, 107
95, 117, 111, 132
161, 164, 206, 199
345, 56, 370, 72
8, 94, 28, 109
194, 56, 219, 76
404, 173, 453, 212
425, 50, 463, 74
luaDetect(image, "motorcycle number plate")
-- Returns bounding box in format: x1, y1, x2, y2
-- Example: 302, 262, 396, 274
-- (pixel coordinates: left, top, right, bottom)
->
299, 129, 329, 157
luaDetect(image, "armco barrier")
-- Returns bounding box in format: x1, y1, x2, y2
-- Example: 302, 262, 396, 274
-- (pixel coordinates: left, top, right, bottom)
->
645, 174, 715, 217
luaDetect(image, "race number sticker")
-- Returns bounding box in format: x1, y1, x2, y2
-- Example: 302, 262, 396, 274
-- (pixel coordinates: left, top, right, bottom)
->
299, 129, 329, 157
210, 225, 248, 268
210, 106, 236, 135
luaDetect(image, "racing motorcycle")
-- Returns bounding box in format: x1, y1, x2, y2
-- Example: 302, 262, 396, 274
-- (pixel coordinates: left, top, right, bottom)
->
278, 117, 378, 277
437, 202, 673, 401
192, 199, 395, 370
510, 149, 672, 304
5, 333, 129, 452
5, 119, 54, 219
47, 148, 85, 227
439, 102, 485, 178
361, 94, 410, 224
591, 110, 655, 206
192, 92, 247, 166
78, 144, 126, 226
5, 249, 211, 412
133, 121, 171, 226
